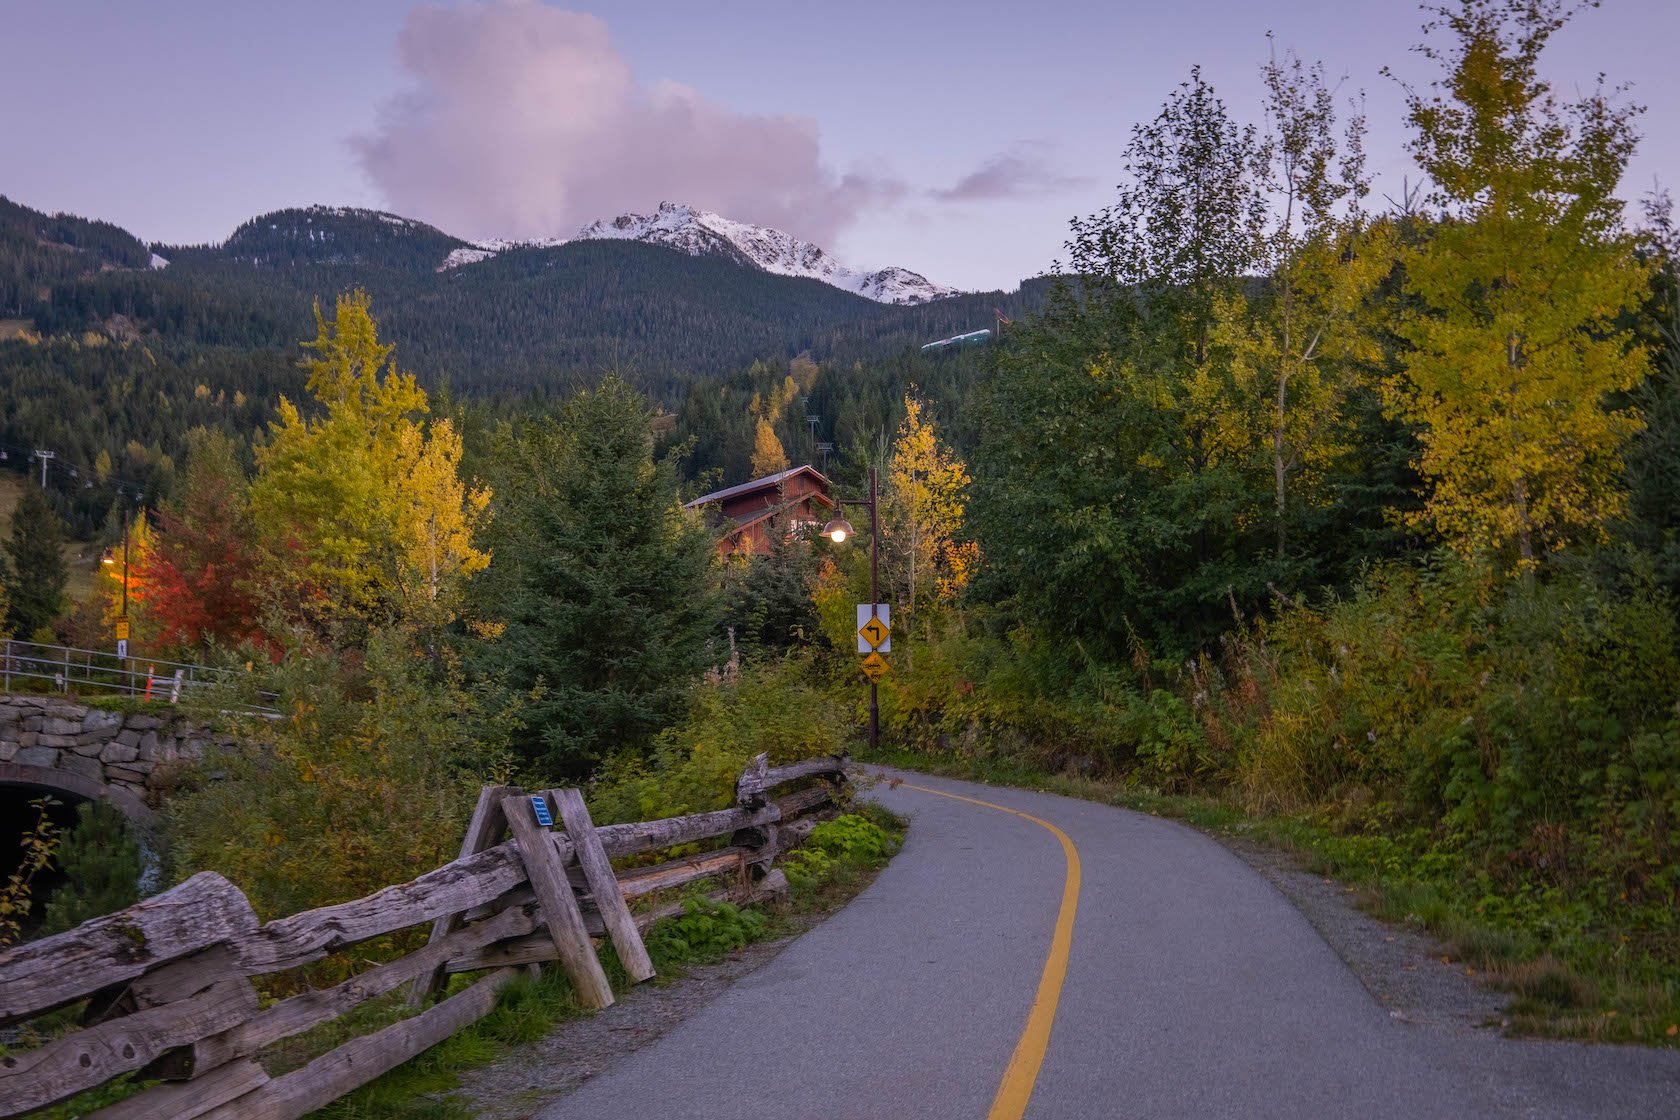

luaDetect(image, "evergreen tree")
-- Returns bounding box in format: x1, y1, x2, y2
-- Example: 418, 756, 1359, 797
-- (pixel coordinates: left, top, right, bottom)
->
41, 801, 141, 935
1624, 189, 1680, 594
719, 530, 822, 660
5, 484, 68, 639
478, 376, 718, 779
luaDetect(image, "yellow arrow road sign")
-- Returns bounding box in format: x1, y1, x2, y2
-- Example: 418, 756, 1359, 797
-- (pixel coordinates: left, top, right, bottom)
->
859, 616, 890, 649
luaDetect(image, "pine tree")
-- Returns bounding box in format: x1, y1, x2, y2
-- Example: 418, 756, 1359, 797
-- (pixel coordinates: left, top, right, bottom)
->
478, 376, 718, 779
5, 484, 68, 639
41, 800, 141, 936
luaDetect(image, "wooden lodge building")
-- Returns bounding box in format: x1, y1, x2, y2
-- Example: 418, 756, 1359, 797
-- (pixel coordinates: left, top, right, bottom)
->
684, 465, 835, 558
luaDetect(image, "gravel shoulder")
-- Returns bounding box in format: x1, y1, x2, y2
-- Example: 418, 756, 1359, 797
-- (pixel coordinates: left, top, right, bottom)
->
446, 932, 795, 1120
1215, 832, 1511, 1033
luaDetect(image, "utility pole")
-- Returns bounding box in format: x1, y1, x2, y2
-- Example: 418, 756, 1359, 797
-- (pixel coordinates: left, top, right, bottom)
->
868, 467, 879, 754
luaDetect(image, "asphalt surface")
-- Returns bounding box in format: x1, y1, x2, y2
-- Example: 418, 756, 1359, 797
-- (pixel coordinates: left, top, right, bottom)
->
534, 769, 1680, 1119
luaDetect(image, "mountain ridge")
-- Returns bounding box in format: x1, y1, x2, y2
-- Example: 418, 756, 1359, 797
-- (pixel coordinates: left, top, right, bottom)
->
197, 200, 958, 306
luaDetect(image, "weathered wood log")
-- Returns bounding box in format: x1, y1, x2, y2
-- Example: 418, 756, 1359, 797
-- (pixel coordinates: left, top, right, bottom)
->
239, 840, 537, 974
736, 752, 771, 806
196, 967, 522, 1120
443, 871, 791, 975
0, 974, 257, 1117
82, 1059, 270, 1120
129, 947, 259, 1082
80, 943, 249, 1035
188, 900, 540, 1074
779, 816, 823, 850
616, 848, 749, 900
408, 784, 515, 1006
591, 803, 774, 859
500, 794, 614, 1010
552, 788, 654, 984
0, 872, 258, 1026
586, 783, 835, 863
736, 754, 847, 807
772, 783, 836, 821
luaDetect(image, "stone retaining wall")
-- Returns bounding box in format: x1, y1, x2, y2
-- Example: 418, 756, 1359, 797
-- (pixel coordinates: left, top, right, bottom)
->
0, 695, 239, 817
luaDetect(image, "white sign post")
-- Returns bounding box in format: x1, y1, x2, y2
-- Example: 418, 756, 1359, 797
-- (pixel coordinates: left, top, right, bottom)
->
856, 603, 891, 653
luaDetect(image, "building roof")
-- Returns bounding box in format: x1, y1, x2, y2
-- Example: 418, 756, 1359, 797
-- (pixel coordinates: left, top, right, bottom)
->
683, 464, 833, 509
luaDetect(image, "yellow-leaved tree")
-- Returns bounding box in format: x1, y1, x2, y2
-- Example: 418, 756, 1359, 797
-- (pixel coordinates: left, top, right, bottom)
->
1389, 0, 1652, 572
1214, 45, 1396, 558
884, 394, 971, 644
750, 417, 789, 477
249, 291, 490, 638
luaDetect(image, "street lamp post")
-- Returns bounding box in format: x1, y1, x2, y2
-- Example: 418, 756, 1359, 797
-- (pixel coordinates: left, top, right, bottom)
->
820, 467, 881, 755
102, 508, 131, 667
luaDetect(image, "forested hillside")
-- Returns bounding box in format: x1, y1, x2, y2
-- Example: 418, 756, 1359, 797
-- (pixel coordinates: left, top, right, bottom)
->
0, 194, 1034, 532
1, 197, 1044, 391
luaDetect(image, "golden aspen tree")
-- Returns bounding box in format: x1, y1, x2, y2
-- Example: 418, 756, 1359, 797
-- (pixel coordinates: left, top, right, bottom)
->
249, 291, 490, 636
1389, 0, 1652, 571
885, 394, 971, 639
1216, 45, 1397, 558
750, 417, 788, 477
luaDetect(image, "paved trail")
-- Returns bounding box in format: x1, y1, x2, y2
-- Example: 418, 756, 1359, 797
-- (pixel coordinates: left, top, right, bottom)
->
535, 769, 1680, 1119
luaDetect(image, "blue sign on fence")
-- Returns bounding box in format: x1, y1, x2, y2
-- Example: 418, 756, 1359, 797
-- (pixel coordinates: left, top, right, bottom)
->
530, 795, 554, 828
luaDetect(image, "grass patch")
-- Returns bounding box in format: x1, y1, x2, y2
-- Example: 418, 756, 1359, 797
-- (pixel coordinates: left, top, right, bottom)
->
861, 747, 1680, 1047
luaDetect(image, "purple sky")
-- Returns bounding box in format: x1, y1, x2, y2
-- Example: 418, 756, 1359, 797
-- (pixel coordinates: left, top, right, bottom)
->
6, 0, 1677, 292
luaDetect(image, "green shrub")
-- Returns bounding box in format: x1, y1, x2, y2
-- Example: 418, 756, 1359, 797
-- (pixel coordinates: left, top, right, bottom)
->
784, 813, 899, 889
164, 631, 496, 976
588, 653, 850, 825
644, 895, 768, 966
41, 801, 142, 936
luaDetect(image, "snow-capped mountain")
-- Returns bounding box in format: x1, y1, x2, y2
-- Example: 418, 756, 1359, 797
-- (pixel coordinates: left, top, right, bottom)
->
575, 203, 958, 305
438, 202, 958, 305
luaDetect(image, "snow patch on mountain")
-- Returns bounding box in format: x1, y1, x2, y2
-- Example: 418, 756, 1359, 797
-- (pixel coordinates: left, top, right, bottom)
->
439, 246, 497, 270
149, 253, 170, 270
573, 203, 958, 305
434, 203, 957, 304
437, 236, 569, 272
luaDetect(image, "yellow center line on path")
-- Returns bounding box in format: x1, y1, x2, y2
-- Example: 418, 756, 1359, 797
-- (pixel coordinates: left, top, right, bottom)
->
900, 782, 1082, 1120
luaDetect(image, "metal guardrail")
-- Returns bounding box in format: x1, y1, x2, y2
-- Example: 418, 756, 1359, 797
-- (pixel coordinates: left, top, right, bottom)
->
0, 638, 277, 714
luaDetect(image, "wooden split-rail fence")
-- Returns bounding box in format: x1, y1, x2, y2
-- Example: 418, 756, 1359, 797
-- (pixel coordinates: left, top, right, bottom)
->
0, 753, 849, 1120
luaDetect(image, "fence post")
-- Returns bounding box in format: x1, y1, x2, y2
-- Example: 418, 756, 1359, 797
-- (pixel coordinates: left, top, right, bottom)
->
500, 793, 615, 1009
407, 784, 515, 1007
61, 646, 70, 693
552, 788, 655, 984
3, 638, 9, 692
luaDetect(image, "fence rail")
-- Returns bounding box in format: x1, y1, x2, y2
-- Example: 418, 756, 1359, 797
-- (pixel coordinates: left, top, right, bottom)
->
0, 752, 849, 1120
0, 640, 277, 716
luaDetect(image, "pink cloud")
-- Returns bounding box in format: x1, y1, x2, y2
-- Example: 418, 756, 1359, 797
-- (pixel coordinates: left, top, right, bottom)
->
354, 2, 900, 245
